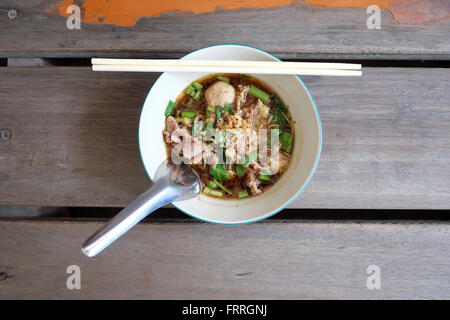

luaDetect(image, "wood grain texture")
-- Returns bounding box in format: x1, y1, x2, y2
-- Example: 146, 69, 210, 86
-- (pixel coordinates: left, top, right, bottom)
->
0, 220, 449, 299
0, 1, 449, 59
0, 67, 449, 209
0, 67, 152, 207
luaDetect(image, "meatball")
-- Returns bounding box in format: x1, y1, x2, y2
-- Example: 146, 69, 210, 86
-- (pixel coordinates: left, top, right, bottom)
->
205, 81, 235, 107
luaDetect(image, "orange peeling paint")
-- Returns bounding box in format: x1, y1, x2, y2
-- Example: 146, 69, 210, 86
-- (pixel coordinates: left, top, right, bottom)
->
57, 0, 449, 26
58, 0, 295, 26
305, 0, 388, 9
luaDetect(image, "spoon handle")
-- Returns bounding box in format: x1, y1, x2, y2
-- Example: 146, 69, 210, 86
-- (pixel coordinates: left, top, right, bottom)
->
81, 180, 178, 257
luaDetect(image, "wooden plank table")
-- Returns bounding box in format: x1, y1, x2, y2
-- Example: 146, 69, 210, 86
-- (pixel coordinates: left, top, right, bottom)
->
1, 1, 450, 59
1, 220, 449, 299
0, 0, 449, 299
1, 67, 449, 209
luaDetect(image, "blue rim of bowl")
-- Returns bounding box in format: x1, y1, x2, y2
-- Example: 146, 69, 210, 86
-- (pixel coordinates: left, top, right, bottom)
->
138, 44, 322, 225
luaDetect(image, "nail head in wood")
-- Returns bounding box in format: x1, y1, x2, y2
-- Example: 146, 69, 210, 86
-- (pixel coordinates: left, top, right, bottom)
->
1, 129, 11, 140
7, 9, 18, 19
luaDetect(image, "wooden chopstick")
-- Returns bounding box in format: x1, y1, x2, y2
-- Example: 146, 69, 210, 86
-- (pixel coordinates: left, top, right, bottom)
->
91, 58, 362, 76
92, 58, 361, 70
92, 64, 361, 76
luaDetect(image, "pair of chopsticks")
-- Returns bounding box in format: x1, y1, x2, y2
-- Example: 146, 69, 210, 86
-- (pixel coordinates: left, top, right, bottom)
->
91, 58, 362, 76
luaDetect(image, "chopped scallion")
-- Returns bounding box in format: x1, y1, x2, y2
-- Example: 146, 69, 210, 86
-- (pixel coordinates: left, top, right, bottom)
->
258, 175, 273, 183
192, 82, 203, 90
203, 187, 212, 195
214, 179, 232, 195
184, 86, 195, 95
182, 111, 196, 119
164, 100, 175, 117
207, 181, 217, 189
249, 85, 270, 104
238, 190, 249, 199
217, 76, 230, 83
209, 190, 223, 197
193, 89, 202, 100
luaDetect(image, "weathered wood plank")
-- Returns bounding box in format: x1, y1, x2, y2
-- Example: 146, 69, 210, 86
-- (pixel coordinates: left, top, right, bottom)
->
0, 67, 152, 207
0, 1, 449, 59
0, 220, 448, 299
0, 67, 449, 209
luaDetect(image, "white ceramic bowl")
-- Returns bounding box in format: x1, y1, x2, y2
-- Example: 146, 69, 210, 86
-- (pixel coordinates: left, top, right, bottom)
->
139, 44, 321, 224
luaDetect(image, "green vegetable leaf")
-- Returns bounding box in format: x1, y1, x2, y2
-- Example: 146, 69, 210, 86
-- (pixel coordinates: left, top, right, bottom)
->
273, 96, 288, 125
223, 102, 235, 114
273, 108, 286, 124
273, 96, 287, 111
216, 106, 222, 118
209, 164, 228, 181
279, 131, 293, 152
236, 165, 245, 177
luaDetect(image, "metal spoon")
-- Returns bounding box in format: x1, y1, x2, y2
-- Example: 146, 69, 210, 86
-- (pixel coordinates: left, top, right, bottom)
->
81, 160, 201, 257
